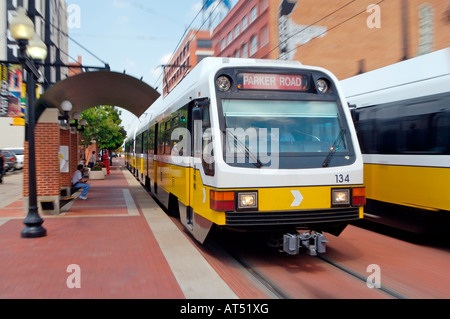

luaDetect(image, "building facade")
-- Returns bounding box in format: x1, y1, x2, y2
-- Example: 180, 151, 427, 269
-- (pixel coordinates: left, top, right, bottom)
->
43, 0, 69, 85
0, 0, 69, 149
275, 0, 450, 80
163, 29, 214, 96
163, 0, 449, 96
212, 0, 275, 59
0, 1, 6, 62
4, 0, 69, 86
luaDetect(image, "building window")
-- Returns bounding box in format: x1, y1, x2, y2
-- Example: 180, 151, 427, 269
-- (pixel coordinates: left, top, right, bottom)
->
250, 35, 258, 56
234, 50, 240, 58
250, 6, 258, 23
234, 24, 240, 38
242, 43, 248, 58
417, 4, 434, 55
260, 25, 269, 47
221, 38, 226, 51
242, 16, 248, 31
227, 31, 233, 45
197, 39, 212, 49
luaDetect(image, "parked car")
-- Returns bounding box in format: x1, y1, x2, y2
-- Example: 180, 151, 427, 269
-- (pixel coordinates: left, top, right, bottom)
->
0, 150, 18, 172
2, 147, 24, 170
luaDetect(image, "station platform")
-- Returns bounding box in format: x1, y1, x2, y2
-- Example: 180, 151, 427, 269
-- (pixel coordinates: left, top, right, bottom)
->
0, 159, 252, 300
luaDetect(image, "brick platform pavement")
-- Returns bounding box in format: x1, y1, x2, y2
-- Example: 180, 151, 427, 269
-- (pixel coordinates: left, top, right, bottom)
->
0, 159, 238, 299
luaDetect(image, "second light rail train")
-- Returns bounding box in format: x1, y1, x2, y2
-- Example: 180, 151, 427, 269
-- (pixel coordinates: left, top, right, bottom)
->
125, 57, 365, 255
341, 48, 450, 235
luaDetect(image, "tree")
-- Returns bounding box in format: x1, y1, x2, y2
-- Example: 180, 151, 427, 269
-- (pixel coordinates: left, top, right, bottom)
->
79, 106, 126, 153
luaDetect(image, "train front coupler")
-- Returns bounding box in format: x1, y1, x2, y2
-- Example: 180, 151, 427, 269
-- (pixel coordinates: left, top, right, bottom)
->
282, 231, 328, 256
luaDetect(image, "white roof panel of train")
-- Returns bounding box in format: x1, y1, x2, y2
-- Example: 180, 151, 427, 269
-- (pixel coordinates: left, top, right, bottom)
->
133, 57, 305, 134
341, 47, 450, 107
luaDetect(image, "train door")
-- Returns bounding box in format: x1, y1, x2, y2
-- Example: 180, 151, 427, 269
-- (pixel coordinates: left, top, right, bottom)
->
184, 99, 214, 243
142, 131, 148, 184
147, 125, 156, 192
155, 120, 171, 207
189, 104, 203, 227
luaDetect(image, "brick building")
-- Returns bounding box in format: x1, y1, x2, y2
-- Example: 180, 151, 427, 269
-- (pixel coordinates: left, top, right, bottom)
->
1, 0, 69, 148
163, 0, 449, 95
163, 30, 214, 96
212, 0, 274, 59
69, 55, 83, 77
1, 2, 78, 215
277, 0, 450, 79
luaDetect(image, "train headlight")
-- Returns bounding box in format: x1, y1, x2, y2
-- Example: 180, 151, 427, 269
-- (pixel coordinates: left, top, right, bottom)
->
317, 79, 329, 94
332, 189, 350, 206
216, 75, 232, 92
238, 192, 258, 210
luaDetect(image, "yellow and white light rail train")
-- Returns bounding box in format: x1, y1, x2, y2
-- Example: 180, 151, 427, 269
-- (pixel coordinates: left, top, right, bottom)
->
125, 57, 365, 255
341, 48, 450, 235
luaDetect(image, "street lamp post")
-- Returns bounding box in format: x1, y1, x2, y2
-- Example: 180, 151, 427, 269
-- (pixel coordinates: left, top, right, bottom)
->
9, 7, 48, 238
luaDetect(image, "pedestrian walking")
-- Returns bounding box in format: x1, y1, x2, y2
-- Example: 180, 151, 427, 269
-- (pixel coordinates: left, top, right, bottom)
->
88, 151, 96, 168
102, 150, 111, 175
0, 152, 5, 184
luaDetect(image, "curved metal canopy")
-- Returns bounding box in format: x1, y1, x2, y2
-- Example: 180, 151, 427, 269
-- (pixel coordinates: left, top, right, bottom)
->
38, 71, 160, 120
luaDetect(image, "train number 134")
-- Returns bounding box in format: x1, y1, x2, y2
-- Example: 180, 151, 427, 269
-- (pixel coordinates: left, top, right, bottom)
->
335, 174, 350, 184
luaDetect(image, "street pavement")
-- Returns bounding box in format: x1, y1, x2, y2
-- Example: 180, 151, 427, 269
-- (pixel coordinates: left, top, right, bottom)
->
0, 169, 23, 210
0, 160, 239, 299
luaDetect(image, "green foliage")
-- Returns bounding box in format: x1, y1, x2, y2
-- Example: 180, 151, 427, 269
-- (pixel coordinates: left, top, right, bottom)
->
96, 162, 106, 168
91, 165, 103, 172
79, 106, 127, 151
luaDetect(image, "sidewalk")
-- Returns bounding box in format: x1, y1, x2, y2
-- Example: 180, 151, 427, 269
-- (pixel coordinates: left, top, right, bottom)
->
0, 159, 238, 299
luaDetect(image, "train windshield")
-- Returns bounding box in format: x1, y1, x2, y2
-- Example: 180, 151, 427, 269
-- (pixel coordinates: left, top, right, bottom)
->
221, 99, 355, 169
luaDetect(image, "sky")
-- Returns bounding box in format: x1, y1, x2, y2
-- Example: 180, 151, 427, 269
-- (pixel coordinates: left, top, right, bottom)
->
65, 0, 236, 132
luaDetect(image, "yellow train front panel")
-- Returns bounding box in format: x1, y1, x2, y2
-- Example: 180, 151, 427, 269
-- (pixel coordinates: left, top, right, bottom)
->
181, 167, 364, 227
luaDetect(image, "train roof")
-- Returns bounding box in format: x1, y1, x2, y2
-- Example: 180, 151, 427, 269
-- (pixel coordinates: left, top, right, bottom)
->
132, 57, 304, 136
341, 47, 450, 107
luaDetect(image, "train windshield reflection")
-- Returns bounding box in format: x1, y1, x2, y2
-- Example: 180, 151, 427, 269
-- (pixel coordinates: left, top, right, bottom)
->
221, 99, 350, 155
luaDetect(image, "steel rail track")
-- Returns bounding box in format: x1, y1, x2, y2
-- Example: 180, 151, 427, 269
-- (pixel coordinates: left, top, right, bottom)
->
137, 176, 408, 299
316, 255, 408, 299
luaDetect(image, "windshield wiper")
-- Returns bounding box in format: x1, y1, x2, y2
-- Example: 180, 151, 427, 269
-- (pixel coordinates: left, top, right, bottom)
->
322, 128, 346, 168
226, 129, 263, 168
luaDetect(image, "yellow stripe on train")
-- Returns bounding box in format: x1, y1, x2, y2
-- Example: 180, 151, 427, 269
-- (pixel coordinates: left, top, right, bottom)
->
365, 164, 450, 212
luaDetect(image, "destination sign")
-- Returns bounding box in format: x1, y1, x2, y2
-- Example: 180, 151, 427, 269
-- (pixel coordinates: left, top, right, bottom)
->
239, 73, 308, 91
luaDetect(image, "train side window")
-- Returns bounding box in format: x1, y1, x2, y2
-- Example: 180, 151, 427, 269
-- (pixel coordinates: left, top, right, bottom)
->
172, 116, 180, 128
170, 106, 189, 156
377, 106, 399, 154
400, 116, 428, 153
399, 99, 448, 154
148, 126, 155, 156
164, 121, 172, 154
354, 107, 378, 154
432, 113, 449, 154
136, 133, 143, 154
142, 130, 149, 155
170, 115, 180, 151
157, 123, 165, 155
380, 122, 398, 153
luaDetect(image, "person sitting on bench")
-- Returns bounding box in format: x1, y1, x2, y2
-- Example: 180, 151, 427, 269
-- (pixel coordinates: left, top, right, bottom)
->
72, 164, 90, 200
